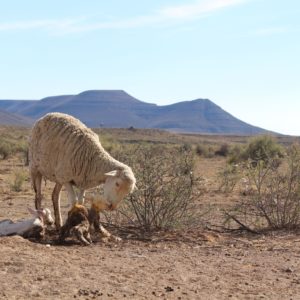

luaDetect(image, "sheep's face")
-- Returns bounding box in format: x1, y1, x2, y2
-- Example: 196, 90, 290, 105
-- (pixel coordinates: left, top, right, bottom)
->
103, 170, 134, 210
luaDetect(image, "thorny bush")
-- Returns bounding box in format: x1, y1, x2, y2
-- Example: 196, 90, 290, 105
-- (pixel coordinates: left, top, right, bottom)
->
228, 135, 283, 166
113, 145, 204, 231
225, 143, 300, 231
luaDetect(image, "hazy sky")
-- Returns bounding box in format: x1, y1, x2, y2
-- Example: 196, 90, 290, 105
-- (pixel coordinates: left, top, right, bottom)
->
0, 0, 299, 135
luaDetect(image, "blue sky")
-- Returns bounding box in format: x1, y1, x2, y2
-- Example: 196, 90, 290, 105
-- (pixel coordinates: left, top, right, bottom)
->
0, 0, 299, 135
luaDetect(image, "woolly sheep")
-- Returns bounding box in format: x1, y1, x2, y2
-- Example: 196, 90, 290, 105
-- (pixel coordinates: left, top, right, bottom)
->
29, 112, 136, 229
0, 208, 54, 238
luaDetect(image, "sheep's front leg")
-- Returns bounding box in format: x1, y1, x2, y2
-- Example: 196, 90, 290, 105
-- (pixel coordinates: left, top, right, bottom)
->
77, 189, 85, 205
52, 183, 63, 229
65, 182, 78, 206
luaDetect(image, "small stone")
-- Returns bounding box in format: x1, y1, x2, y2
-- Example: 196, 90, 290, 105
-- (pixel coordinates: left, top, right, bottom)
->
284, 268, 293, 273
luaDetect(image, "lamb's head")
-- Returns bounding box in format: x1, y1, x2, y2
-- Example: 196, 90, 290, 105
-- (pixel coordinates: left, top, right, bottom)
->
102, 167, 136, 210
28, 207, 54, 226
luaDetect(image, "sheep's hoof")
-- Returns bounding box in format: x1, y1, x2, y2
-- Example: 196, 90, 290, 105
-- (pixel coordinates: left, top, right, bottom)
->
101, 235, 122, 243
111, 235, 122, 242
79, 237, 92, 246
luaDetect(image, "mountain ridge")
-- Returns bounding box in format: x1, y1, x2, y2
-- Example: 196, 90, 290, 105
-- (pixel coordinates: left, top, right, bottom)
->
0, 90, 272, 135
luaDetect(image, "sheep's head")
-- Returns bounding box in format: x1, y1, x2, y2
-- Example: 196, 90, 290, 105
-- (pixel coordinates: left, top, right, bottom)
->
102, 168, 136, 210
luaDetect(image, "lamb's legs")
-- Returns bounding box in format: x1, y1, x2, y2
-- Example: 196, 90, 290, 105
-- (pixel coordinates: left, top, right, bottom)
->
73, 223, 92, 245
99, 224, 122, 242
52, 183, 63, 229
99, 224, 112, 238
65, 182, 78, 206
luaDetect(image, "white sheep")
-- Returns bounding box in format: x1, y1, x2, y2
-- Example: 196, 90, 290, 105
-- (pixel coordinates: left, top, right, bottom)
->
29, 112, 136, 229
0, 208, 54, 238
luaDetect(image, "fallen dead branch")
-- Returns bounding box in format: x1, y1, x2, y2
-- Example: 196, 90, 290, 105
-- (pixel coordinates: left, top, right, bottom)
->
224, 212, 260, 234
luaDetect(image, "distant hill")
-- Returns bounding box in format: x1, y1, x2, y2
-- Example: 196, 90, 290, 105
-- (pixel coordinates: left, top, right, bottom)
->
0, 109, 33, 126
0, 90, 270, 135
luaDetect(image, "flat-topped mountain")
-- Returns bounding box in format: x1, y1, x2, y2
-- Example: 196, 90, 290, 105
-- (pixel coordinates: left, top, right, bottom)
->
0, 90, 269, 134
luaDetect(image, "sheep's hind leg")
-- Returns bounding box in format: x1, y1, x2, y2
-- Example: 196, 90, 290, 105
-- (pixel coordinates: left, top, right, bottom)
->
52, 183, 63, 229
33, 172, 43, 210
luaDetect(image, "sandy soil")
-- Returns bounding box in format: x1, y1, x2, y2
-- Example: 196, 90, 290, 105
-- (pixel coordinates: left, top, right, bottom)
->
1, 157, 300, 299
1, 229, 300, 299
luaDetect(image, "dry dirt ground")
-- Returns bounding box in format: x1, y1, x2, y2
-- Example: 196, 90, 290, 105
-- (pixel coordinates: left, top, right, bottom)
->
1, 157, 300, 299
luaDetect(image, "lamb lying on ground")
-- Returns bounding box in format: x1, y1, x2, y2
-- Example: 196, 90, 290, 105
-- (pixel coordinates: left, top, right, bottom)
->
59, 194, 121, 245
59, 204, 92, 246
0, 208, 54, 238
86, 193, 121, 242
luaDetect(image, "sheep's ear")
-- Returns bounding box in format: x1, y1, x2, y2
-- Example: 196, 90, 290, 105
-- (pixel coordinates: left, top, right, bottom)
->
104, 170, 118, 177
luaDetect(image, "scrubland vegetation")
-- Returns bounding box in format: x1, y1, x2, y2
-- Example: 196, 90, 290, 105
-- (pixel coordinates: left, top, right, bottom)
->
2, 125, 300, 235
2, 126, 300, 299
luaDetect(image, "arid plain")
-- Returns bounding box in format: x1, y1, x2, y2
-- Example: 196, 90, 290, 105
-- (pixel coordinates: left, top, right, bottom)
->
0, 127, 300, 300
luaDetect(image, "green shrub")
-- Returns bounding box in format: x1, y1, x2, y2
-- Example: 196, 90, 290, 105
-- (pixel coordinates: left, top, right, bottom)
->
227, 144, 245, 164
228, 136, 283, 166
195, 144, 215, 158
181, 143, 192, 152
11, 168, 28, 192
243, 135, 284, 165
0, 140, 14, 159
15, 141, 29, 165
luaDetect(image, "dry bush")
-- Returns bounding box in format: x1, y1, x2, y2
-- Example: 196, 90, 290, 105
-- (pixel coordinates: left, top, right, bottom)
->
224, 144, 300, 231
15, 141, 29, 166
218, 164, 241, 193
0, 139, 14, 159
113, 145, 204, 231
227, 144, 245, 165
0, 135, 29, 164
215, 143, 230, 157
195, 144, 215, 158
10, 168, 28, 192
228, 135, 283, 166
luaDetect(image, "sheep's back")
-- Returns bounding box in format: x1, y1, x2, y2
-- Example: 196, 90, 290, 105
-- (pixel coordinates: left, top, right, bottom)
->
29, 113, 101, 184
